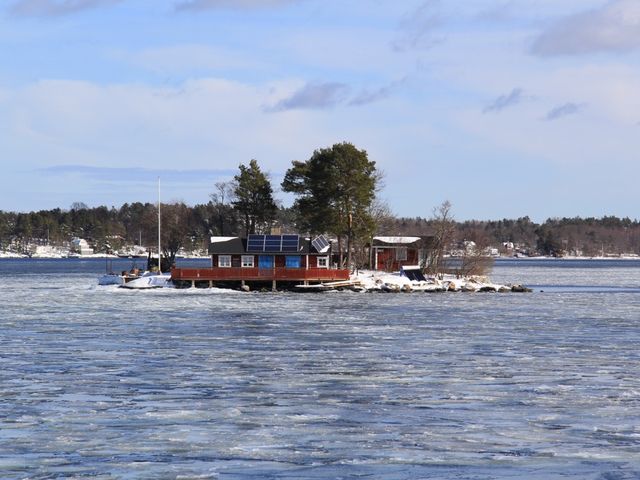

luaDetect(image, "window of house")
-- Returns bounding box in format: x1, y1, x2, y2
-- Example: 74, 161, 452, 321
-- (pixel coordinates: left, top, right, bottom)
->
218, 255, 231, 268
317, 256, 329, 268
241, 255, 254, 267
285, 256, 301, 268
395, 247, 408, 261
258, 255, 274, 269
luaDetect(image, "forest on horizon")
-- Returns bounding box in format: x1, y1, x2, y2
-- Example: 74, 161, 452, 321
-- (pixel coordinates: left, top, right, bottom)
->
2, 144, 639, 261
1, 201, 638, 259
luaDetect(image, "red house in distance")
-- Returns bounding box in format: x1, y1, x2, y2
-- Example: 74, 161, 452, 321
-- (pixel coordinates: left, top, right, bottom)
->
371, 236, 431, 272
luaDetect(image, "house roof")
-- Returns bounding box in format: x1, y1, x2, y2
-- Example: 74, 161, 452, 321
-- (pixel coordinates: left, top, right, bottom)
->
208, 236, 328, 255
372, 236, 424, 247
208, 237, 246, 255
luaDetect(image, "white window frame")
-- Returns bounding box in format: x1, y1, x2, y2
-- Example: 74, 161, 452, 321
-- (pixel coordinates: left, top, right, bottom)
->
317, 256, 329, 269
218, 255, 231, 268
395, 247, 408, 261
241, 255, 254, 268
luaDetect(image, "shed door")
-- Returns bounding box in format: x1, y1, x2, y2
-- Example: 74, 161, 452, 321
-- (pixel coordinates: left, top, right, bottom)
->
258, 255, 274, 269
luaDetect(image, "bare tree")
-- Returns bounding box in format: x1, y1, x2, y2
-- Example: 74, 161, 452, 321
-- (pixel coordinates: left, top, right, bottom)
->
369, 199, 395, 235
161, 202, 192, 270
456, 232, 494, 277
210, 181, 236, 236
425, 200, 456, 276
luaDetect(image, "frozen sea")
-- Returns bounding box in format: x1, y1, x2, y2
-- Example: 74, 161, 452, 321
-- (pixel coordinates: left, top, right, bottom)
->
1, 258, 639, 479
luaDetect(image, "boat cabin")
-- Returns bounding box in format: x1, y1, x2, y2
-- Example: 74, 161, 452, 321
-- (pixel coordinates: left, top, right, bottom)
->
171, 234, 350, 290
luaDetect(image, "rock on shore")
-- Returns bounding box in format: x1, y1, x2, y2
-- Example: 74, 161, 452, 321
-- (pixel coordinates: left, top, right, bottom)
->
350, 270, 531, 292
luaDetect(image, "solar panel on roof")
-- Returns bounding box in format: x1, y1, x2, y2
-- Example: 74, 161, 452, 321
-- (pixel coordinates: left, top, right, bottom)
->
247, 234, 266, 252
311, 235, 330, 253
264, 235, 282, 251
246, 234, 300, 252
281, 234, 300, 252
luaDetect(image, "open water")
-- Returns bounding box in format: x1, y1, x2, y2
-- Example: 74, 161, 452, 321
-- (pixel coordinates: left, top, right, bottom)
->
1, 258, 639, 479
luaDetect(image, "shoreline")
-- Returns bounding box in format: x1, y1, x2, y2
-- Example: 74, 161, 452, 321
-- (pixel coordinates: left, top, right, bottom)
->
493, 255, 640, 261
0, 252, 210, 260
1, 252, 638, 261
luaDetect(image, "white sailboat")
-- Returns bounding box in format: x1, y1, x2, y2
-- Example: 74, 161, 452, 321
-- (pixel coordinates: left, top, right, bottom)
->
121, 178, 173, 289
119, 270, 172, 289
99, 178, 172, 288
98, 269, 141, 286
98, 251, 143, 286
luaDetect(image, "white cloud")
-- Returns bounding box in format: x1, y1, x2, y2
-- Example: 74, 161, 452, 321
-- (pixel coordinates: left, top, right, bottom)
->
535, 64, 640, 125
3, 1, 640, 217
0, 77, 376, 184
452, 63, 640, 171
532, 0, 640, 55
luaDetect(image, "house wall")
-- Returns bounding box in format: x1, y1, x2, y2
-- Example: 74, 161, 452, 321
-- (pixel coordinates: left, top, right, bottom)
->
212, 254, 245, 267
212, 253, 331, 269
375, 247, 420, 271
307, 255, 330, 268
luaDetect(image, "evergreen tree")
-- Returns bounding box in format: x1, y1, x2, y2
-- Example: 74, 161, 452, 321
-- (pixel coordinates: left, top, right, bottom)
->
232, 159, 278, 236
282, 142, 379, 268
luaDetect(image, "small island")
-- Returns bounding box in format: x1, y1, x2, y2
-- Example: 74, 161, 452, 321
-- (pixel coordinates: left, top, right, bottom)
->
1, 143, 638, 292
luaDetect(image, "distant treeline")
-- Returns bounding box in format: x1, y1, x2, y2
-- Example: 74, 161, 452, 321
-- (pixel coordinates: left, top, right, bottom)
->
1, 203, 639, 257
380, 215, 640, 257
0, 201, 272, 253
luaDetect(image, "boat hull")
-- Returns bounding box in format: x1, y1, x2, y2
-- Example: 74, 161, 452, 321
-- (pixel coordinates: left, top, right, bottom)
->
119, 273, 172, 289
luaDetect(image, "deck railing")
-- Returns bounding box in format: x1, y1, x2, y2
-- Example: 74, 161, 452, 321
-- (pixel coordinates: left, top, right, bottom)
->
171, 267, 350, 282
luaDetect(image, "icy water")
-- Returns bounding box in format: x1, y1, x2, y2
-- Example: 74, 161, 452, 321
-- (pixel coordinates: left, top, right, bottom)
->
1, 258, 639, 479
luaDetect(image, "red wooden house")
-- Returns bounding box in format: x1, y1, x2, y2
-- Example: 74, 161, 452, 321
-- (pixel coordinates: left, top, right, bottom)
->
371, 236, 429, 272
171, 234, 349, 290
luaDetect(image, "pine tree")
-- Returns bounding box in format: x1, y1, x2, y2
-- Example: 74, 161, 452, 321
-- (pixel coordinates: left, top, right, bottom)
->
282, 142, 380, 268
232, 159, 278, 236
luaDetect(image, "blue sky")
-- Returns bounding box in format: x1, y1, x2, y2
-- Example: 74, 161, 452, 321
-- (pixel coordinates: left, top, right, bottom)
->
1, 0, 639, 221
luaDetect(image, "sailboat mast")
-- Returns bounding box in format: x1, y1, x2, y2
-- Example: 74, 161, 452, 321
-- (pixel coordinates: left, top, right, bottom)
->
158, 177, 162, 272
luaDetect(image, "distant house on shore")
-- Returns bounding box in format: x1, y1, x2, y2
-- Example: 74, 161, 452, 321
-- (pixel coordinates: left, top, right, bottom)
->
70, 238, 94, 256
371, 236, 433, 272
171, 234, 349, 290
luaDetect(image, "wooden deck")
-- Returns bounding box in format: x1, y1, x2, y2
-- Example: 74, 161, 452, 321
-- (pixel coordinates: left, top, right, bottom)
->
171, 267, 350, 283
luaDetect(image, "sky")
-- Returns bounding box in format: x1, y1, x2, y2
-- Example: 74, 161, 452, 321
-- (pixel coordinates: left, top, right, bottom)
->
1, 0, 639, 222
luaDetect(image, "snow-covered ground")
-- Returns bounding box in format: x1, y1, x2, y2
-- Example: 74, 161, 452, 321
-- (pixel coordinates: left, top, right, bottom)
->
351, 269, 521, 292
0, 251, 25, 258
